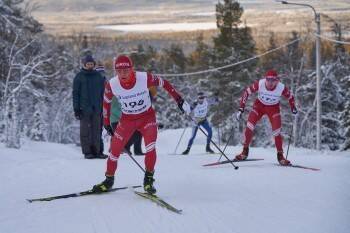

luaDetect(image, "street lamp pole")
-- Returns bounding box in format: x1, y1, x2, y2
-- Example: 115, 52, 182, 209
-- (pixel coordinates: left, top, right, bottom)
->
279, 1, 322, 150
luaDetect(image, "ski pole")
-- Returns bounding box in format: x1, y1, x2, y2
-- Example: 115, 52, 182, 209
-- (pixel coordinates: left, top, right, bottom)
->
126, 152, 146, 173
186, 116, 238, 170
217, 126, 235, 162
173, 127, 187, 154
197, 125, 238, 170
286, 123, 294, 159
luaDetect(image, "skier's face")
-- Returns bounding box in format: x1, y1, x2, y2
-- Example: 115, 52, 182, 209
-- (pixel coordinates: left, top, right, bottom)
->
84, 62, 95, 70
117, 68, 132, 83
265, 78, 278, 90
198, 97, 204, 103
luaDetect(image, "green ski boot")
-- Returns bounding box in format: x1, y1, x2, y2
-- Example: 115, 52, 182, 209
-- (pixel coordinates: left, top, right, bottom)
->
92, 175, 114, 193
143, 171, 156, 194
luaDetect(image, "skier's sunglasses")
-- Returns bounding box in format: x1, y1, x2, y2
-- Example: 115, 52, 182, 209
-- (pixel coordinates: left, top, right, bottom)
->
198, 96, 205, 100
266, 78, 278, 82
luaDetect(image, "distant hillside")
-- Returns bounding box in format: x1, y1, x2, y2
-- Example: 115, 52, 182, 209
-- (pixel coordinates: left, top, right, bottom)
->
29, 0, 214, 12
27, 0, 350, 37
28, 0, 350, 12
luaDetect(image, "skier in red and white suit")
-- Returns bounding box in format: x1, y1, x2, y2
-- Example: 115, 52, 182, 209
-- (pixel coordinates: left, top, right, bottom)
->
92, 55, 191, 194
235, 70, 297, 166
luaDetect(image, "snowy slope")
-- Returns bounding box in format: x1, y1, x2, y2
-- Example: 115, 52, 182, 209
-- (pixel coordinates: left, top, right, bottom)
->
0, 128, 349, 233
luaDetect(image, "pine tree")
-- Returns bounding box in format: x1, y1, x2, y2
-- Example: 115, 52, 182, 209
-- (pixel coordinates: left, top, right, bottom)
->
210, 0, 256, 145
156, 44, 190, 129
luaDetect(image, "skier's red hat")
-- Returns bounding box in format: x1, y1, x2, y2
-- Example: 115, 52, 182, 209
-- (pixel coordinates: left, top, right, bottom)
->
114, 55, 133, 70
265, 70, 278, 79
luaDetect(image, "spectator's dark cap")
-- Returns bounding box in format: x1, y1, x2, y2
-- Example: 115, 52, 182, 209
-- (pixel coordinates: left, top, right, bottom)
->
82, 55, 96, 65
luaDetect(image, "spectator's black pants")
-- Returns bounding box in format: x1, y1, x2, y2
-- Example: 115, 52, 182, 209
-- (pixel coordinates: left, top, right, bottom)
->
125, 131, 143, 154
80, 112, 102, 155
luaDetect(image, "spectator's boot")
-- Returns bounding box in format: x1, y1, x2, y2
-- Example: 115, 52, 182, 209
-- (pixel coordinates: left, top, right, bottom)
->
84, 154, 95, 159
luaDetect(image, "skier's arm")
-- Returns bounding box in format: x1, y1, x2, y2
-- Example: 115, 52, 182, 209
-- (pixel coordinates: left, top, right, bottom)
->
103, 82, 114, 126
282, 86, 296, 111
147, 73, 191, 114
239, 80, 259, 109
147, 73, 182, 103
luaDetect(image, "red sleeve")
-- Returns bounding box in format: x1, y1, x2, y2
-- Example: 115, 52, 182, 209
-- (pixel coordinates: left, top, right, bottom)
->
103, 81, 114, 125
282, 86, 296, 109
239, 80, 259, 109
147, 73, 182, 103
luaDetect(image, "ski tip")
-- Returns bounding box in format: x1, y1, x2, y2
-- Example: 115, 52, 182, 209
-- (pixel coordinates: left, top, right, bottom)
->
26, 199, 33, 203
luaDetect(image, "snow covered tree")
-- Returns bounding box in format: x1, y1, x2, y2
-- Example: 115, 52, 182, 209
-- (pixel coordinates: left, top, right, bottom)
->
341, 75, 350, 150
209, 0, 256, 145
154, 44, 190, 129
0, 0, 46, 148
29, 105, 47, 141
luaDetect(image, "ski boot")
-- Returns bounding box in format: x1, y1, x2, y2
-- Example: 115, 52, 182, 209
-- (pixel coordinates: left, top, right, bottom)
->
182, 147, 191, 155
235, 147, 249, 161
95, 153, 108, 159
143, 171, 156, 194
206, 144, 215, 154
84, 154, 95, 159
92, 175, 114, 193
277, 151, 291, 166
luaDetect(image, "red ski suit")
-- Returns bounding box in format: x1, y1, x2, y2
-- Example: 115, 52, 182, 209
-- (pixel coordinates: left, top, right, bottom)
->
103, 72, 182, 176
239, 79, 296, 152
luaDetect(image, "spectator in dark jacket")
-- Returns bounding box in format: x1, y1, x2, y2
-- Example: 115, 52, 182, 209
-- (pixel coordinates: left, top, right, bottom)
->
73, 55, 107, 159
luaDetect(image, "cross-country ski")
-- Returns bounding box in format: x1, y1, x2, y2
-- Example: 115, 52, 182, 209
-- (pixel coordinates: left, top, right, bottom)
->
27, 185, 142, 203
1, 1, 349, 233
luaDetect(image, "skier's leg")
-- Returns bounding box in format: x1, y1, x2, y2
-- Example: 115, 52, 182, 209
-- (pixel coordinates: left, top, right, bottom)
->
183, 126, 198, 154
236, 106, 263, 160
267, 108, 283, 152
267, 106, 290, 165
243, 108, 263, 148
93, 119, 136, 193
106, 120, 136, 176
201, 120, 214, 153
138, 113, 158, 194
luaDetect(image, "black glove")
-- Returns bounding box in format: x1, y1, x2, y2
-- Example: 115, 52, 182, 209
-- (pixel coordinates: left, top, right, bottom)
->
177, 98, 191, 115
291, 106, 298, 115
104, 125, 114, 136
74, 109, 82, 120
234, 108, 244, 121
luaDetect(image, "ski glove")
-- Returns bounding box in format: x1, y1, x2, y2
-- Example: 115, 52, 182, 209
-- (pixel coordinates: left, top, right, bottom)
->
104, 125, 114, 136
235, 108, 244, 121
74, 109, 82, 120
177, 98, 191, 115
291, 107, 298, 115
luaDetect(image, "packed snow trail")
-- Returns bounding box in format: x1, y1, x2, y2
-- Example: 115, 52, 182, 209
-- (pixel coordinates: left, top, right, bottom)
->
0, 129, 349, 233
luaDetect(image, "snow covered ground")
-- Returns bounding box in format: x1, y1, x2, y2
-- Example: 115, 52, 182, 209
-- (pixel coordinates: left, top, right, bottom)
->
1, 128, 349, 233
